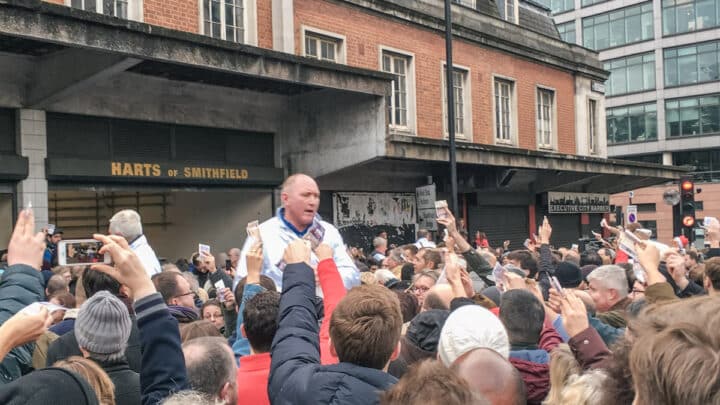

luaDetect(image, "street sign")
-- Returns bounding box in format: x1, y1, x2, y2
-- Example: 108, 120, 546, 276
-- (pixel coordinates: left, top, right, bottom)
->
626, 205, 638, 224
416, 184, 437, 231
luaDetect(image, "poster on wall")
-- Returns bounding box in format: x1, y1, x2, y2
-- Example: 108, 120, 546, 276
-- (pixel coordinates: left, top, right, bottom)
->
416, 184, 437, 231
333, 192, 416, 252
548, 192, 610, 214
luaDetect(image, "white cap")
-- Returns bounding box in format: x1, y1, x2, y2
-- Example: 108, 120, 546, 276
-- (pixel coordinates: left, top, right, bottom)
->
437, 305, 510, 366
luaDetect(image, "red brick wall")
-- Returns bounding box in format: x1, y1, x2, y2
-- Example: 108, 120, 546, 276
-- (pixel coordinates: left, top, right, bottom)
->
144, 0, 198, 33
293, 0, 576, 154
257, 0, 274, 49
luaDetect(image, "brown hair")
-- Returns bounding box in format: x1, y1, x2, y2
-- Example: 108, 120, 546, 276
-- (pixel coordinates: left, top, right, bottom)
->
629, 296, 720, 404
420, 249, 443, 270
381, 359, 486, 405
54, 356, 116, 405
329, 284, 403, 370
234, 275, 277, 304
179, 320, 222, 343
704, 257, 720, 291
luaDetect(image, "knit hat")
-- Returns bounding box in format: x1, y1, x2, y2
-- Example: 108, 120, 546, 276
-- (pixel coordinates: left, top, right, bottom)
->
437, 305, 509, 366
581, 265, 598, 282
555, 261, 582, 288
481, 286, 502, 307
76, 290, 131, 355
406, 309, 450, 352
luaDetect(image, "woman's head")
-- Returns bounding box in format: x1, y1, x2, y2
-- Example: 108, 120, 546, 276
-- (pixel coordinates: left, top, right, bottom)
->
201, 299, 224, 330
53, 356, 115, 405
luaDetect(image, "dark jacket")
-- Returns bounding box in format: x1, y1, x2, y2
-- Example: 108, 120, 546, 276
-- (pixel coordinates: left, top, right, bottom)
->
508, 349, 550, 405
46, 315, 142, 372
568, 327, 611, 370
461, 248, 494, 286
0, 264, 45, 385
96, 359, 141, 405
269, 263, 397, 405
0, 367, 99, 405
134, 292, 189, 405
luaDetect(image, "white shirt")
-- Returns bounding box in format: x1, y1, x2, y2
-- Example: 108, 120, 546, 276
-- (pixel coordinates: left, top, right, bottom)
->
130, 235, 162, 276
233, 209, 360, 291
415, 237, 437, 249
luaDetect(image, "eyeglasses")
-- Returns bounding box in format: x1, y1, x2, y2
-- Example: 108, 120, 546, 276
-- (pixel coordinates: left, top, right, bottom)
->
174, 291, 196, 299
412, 286, 431, 293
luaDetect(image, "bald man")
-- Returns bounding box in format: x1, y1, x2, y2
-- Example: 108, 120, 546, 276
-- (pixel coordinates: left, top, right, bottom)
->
233, 173, 359, 291
422, 284, 454, 311
453, 348, 526, 405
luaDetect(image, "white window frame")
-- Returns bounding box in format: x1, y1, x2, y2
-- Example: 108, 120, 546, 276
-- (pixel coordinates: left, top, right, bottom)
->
453, 0, 477, 7
492, 75, 518, 146
441, 62, 473, 141
301, 26, 346, 64
588, 98, 599, 154
379, 46, 417, 134
536, 86, 557, 150
65, 0, 143, 21
505, 0, 518, 24
198, 0, 258, 46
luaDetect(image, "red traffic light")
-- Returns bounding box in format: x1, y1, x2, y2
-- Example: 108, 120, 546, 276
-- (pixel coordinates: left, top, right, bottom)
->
683, 216, 696, 227
681, 180, 694, 192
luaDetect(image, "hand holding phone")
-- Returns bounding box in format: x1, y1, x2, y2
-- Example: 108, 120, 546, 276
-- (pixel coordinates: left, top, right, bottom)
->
435, 200, 449, 219
550, 276, 566, 298
58, 240, 111, 266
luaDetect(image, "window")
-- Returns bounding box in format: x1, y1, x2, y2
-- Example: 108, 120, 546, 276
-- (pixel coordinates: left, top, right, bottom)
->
497, 0, 518, 23
304, 31, 344, 63
696, 201, 705, 210
383, 52, 411, 129
638, 220, 657, 238
557, 21, 577, 43
589, 99, 598, 153
604, 53, 656, 96
637, 203, 657, 212
494, 79, 515, 143
442, 67, 470, 137
453, 0, 477, 7
203, 0, 244, 43
662, 0, 720, 35
666, 94, 720, 137
582, 0, 608, 7
620, 154, 664, 164
538, 0, 574, 14
673, 150, 720, 176
69, 0, 130, 19
664, 41, 720, 87
537, 88, 555, 149
582, 2, 654, 50
606, 103, 658, 144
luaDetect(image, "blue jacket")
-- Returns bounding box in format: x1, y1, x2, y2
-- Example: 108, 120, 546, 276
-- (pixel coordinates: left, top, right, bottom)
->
0, 264, 44, 385
268, 263, 397, 405
133, 293, 189, 405
232, 283, 266, 359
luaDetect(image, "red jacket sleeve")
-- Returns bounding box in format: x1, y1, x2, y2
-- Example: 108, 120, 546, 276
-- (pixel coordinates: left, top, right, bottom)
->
317, 258, 346, 365
539, 318, 563, 353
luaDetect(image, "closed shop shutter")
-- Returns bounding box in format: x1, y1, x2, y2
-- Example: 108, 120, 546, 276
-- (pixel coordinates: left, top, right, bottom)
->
467, 205, 528, 250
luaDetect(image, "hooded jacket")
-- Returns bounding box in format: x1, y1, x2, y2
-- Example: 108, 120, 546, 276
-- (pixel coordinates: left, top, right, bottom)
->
268, 263, 397, 405
0, 367, 99, 405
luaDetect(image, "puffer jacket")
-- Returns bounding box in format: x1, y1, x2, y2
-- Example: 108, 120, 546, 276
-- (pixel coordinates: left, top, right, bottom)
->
509, 349, 550, 405
0, 264, 44, 385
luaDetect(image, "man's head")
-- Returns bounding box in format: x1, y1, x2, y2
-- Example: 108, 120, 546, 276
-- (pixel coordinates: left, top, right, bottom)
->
686, 250, 700, 269
499, 290, 545, 345
412, 271, 438, 308
555, 261, 583, 289
153, 271, 196, 308
383, 248, 405, 268
581, 251, 603, 267
422, 284, 453, 311
242, 291, 280, 354
108, 209, 143, 241
182, 337, 237, 405
479, 251, 497, 268
586, 265, 629, 312
417, 229, 430, 240
380, 359, 484, 405
228, 248, 241, 267
82, 266, 121, 298
563, 250, 581, 267
47, 228, 63, 245
280, 174, 320, 230
452, 348, 526, 405
413, 248, 441, 273
374, 237, 388, 252
76, 290, 131, 362
402, 244, 419, 262
505, 250, 538, 277
438, 305, 510, 366
46, 274, 70, 298
329, 284, 403, 370
597, 248, 614, 265
703, 257, 720, 295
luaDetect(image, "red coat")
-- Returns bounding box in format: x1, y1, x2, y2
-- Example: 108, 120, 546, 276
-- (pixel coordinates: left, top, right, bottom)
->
318, 258, 347, 365
509, 357, 550, 405
236, 352, 271, 405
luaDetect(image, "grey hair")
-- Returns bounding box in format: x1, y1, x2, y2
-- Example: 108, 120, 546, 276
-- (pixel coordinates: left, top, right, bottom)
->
373, 237, 387, 248
108, 209, 143, 241
162, 390, 223, 405
182, 337, 236, 400
554, 370, 609, 405
374, 269, 397, 284
413, 270, 440, 283
587, 265, 629, 299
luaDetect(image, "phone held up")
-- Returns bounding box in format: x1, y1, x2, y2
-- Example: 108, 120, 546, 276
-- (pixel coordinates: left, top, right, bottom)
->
58, 239, 111, 266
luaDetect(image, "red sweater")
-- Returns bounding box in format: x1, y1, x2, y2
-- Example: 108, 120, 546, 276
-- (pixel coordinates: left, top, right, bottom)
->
318, 258, 347, 365
236, 352, 272, 405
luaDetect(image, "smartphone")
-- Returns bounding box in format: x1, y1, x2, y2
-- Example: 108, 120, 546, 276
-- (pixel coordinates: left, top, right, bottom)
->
246, 220, 262, 244
550, 276, 566, 297
303, 218, 326, 249
214, 280, 226, 302
435, 200, 449, 219
225, 259, 232, 271
58, 239, 111, 266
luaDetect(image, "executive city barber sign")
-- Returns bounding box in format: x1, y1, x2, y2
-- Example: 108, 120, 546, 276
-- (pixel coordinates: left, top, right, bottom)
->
548, 192, 610, 214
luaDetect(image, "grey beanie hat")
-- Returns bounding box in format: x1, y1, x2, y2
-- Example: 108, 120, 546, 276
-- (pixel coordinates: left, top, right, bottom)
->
76, 290, 131, 355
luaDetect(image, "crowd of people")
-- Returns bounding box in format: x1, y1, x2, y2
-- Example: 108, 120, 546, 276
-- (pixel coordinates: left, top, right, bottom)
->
0, 172, 719, 405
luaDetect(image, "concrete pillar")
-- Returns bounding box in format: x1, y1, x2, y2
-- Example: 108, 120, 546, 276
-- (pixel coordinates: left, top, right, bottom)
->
16, 109, 49, 228
272, 0, 295, 53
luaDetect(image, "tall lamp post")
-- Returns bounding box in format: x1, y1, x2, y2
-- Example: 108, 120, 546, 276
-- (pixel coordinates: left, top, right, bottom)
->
444, 0, 459, 215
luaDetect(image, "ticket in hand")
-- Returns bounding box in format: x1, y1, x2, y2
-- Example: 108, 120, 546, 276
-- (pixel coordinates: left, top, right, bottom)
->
303, 218, 325, 249
198, 243, 211, 257
247, 220, 262, 244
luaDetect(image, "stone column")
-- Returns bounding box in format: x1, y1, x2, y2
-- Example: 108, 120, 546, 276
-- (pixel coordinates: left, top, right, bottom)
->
16, 109, 49, 228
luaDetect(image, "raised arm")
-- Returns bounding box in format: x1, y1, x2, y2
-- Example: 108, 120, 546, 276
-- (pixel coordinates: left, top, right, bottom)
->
315, 244, 346, 365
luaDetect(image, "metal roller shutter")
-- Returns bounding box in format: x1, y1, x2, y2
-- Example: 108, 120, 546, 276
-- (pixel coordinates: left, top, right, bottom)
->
467, 205, 528, 250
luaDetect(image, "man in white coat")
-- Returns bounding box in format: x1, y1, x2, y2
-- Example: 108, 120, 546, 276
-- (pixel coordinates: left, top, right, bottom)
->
233, 173, 359, 291
108, 209, 162, 276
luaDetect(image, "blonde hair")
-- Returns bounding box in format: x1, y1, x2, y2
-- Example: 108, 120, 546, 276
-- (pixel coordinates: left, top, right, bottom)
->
555, 370, 608, 404
54, 356, 116, 405
544, 344, 581, 405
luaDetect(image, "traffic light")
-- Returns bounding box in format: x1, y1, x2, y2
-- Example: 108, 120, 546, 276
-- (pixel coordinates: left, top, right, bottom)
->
679, 176, 696, 237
